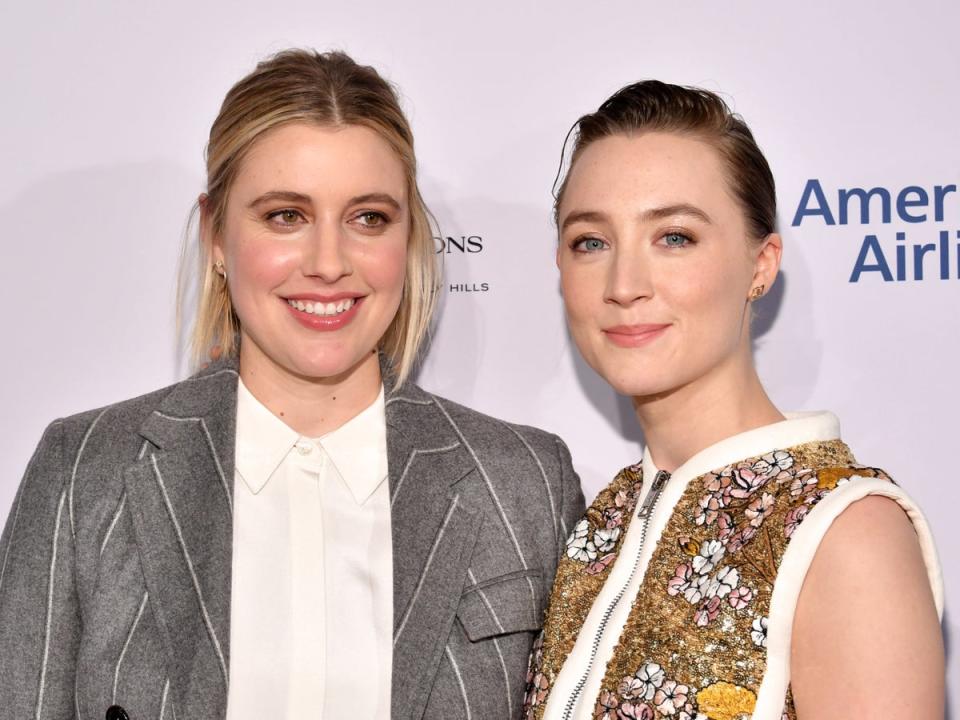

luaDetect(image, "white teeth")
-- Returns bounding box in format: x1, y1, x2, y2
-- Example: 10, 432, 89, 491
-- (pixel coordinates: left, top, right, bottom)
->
287, 297, 356, 316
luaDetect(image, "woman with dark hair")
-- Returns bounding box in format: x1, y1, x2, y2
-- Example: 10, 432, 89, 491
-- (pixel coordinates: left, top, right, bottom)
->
0, 50, 584, 720
524, 82, 943, 720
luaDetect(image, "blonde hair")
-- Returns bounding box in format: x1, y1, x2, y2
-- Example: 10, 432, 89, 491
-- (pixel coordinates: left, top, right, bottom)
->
179, 49, 440, 386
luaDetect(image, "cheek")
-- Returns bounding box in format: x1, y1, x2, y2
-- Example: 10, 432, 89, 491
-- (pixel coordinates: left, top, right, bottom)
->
356, 238, 408, 298
559, 261, 600, 324
231, 236, 300, 293
669, 255, 748, 344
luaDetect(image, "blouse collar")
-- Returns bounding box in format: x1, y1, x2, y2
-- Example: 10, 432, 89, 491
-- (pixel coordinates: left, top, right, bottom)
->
234, 378, 387, 504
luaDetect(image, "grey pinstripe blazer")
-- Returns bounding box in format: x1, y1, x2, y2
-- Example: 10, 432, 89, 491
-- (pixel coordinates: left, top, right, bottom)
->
0, 359, 584, 720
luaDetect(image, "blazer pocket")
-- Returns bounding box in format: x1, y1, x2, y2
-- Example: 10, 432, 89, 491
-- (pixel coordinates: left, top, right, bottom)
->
456, 569, 543, 642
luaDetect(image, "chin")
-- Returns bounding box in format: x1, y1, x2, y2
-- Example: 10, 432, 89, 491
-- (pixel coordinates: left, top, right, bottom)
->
609, 378, 670, 399
593, 361, 676, 400
283, 350, 373, 383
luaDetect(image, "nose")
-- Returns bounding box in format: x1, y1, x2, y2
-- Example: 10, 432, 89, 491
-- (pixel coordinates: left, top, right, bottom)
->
301, 219, 352, 282
604, 243, 653, 306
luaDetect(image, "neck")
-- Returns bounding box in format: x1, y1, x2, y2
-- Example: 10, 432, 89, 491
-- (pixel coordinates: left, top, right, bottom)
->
633, 352, 784, 473
239, 346, 383, 437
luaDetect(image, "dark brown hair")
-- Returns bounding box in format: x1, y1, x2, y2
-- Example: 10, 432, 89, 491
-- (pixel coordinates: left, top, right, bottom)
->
554, 80, 776, 241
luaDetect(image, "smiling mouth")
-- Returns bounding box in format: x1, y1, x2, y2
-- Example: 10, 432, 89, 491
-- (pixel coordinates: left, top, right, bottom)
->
602, 323, 671, 348
286, 297, 357, 317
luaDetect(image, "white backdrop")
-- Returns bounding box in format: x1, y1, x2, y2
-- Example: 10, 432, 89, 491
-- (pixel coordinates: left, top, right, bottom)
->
1, 0, 956, 711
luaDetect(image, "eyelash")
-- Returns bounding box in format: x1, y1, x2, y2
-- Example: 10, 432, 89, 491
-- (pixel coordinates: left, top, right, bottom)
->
569, 231, 696, 253
264, 209, 392, 230
660, 231, 695, 248
266, 208, 305, 228
570, 236, 609, 253
353, 210, 390, 229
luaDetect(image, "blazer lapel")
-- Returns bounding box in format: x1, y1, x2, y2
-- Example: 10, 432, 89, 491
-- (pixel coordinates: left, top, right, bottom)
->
122, 361, 238, 718
386, 380, 483, 720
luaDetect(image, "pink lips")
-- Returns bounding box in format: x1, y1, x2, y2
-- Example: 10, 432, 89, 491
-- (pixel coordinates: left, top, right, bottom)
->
284, 295, 364, 331
602, 323, 671, 348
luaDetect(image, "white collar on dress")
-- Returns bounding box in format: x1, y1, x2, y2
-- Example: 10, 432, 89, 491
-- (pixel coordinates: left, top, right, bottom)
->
234, 378, 388, 504
643, 411, 842, 481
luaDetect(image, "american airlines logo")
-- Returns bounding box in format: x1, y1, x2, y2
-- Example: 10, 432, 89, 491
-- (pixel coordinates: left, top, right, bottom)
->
792, 178, 959, 283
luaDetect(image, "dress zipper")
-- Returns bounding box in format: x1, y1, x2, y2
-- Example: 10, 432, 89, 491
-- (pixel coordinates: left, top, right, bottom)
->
561, 469, 672, 720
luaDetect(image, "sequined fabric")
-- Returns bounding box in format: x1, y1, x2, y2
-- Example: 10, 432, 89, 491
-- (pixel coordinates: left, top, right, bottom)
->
524, 440, 891, 720
524, 464, 644, 718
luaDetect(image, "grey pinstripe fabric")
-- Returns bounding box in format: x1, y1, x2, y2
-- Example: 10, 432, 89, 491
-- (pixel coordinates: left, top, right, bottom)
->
0, 358, 584, 720
444, 645, 472, 719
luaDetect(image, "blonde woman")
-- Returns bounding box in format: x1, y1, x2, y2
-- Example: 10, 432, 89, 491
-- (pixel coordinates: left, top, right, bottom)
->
524, 82, 943, 720
0, 50, 584, 720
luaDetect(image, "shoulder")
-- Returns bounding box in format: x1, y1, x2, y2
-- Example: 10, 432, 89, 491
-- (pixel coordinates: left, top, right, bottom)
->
796, 474, 942, 611
54, 384, 175, 448
57, 362, 238, 442
10, 375, 203, 538
750, 452, 943, 619
802, 486, 936, 592
790, 489, 944, 717
785, 462, 940, 588
39, 362, 238, 472
392, 382, 569, 460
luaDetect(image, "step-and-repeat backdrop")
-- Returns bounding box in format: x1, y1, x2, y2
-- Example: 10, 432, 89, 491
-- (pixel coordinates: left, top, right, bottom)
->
2, 0, 956, 709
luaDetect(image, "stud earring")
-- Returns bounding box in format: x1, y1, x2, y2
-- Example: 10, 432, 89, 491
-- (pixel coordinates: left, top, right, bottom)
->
750, 285, 765, 301
214, 260, 226, 278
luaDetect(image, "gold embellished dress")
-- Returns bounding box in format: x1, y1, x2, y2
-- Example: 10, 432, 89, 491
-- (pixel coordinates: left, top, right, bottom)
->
525, 412, 942, 720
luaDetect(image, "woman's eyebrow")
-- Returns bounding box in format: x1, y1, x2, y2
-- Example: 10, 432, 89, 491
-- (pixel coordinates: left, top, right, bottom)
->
248, 190, 402, 211
349, 192, 402, 211
639, 203, 713, 224
560, 204, 712, 232
560, 210, 607, 232
248, 190, 313, 208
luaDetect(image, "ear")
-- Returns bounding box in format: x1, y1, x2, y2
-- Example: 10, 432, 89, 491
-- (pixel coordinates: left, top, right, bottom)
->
198, 193, 224, 266
751, 232, 783, 295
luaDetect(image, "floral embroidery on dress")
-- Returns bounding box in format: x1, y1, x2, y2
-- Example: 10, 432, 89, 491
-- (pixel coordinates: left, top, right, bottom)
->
523, 632, 549, 718
667, 535, 751, 627
751, 616, 769, 648
608, 677, 752, 720
603, 663, 708, 720
666, 451, 888, 640
622, 662, 664, 701
563, 468, 643, 576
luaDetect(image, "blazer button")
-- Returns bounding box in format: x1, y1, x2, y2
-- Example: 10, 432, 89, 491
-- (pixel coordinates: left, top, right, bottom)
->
105, 706, 129, 720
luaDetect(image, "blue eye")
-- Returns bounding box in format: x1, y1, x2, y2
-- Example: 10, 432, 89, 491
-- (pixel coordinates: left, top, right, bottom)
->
573, 237, 608, 253
663, 232, 692, 248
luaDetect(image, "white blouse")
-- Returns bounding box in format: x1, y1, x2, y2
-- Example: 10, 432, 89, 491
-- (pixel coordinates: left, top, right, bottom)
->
225, 380, 393, 719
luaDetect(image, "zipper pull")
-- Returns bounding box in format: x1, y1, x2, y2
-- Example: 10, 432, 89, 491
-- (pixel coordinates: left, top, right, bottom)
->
637, 470, 671, 519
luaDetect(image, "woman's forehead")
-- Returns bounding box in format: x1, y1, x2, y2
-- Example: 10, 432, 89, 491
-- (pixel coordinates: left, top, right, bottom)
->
233, 122, 407, 200
560, 133, 731, 217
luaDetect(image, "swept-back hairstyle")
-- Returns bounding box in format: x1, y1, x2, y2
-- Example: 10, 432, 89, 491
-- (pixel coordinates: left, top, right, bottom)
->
554, 80, 776, 242
180, 49, 439, 385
